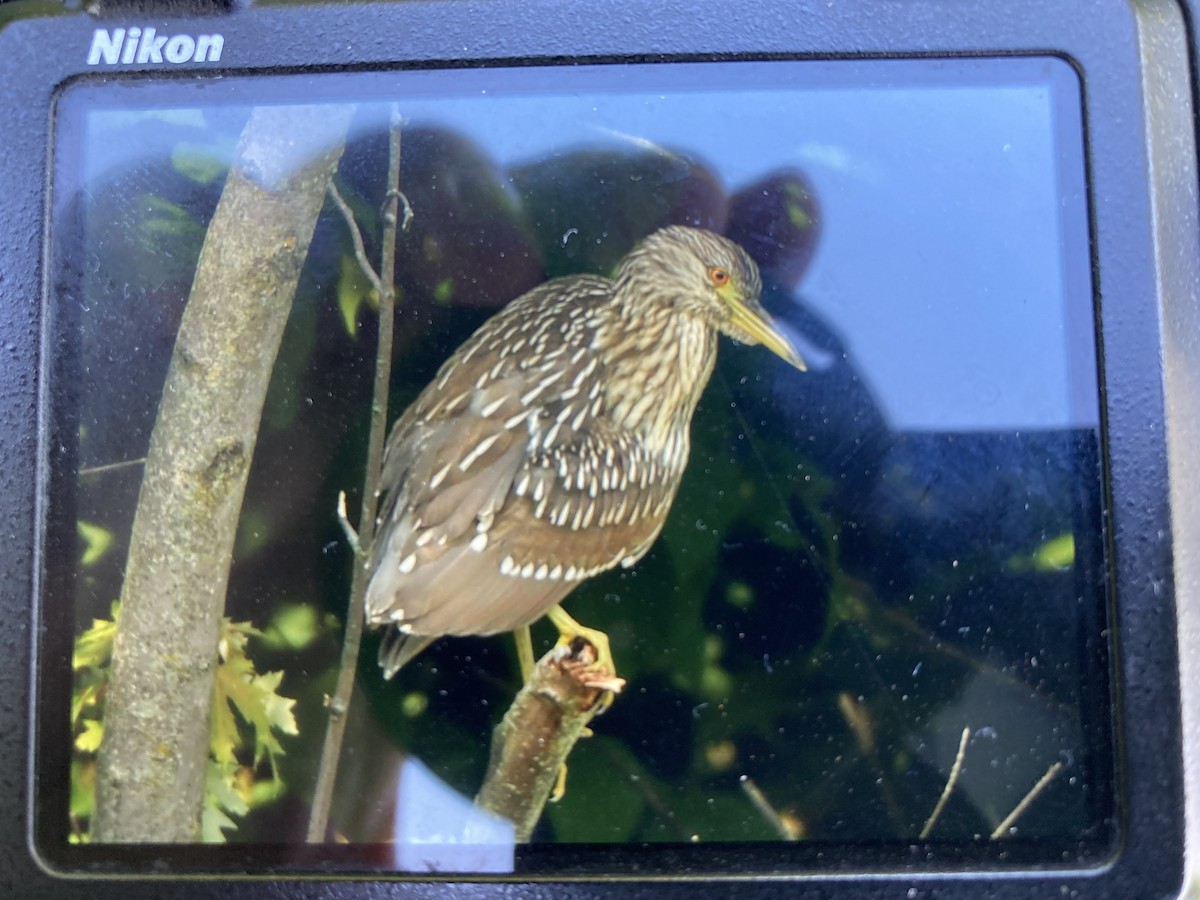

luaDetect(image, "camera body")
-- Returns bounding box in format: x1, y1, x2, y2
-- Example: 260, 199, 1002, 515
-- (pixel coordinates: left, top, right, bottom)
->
2, 0, 1198, 897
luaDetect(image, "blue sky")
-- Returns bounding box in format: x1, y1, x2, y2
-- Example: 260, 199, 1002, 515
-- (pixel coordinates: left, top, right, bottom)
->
379, 59, 1097, 433
79, 57, 1097, 432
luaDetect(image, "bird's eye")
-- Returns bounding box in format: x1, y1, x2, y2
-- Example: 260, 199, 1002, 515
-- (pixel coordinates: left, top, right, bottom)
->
708, 266, 731, 287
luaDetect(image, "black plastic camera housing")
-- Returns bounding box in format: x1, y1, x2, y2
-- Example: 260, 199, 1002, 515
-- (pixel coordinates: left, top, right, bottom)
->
1, 0, 1198, 897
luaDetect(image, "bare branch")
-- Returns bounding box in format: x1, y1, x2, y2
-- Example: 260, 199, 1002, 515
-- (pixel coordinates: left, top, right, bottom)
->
327, 180, 384, 297
78, 457, 146, 477
475, 639, 617, 842
919, 726, 971, 839
740, 775, 800, 841
991, 761, 1064, 839
307, 105, 405, 843
335, 490, 360, 555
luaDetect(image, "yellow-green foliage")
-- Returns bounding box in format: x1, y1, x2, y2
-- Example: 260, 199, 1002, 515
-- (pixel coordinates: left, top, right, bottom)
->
76, 521, 115, 567
1007, 532, 1076, 573
337, 252, 379, 337
70, 606, 299, 843
69, 604, 117, 841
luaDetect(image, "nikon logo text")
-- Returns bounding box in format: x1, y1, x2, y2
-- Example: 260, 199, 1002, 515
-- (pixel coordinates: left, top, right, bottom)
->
87, 27, 224, 66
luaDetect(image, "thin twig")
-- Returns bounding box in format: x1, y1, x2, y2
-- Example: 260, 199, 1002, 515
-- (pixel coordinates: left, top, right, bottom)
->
740, 775, 799, 841
334, 490, 360, 555
990, 761, 1064, 839
389, 187, 415, 233
78, 457, 147, 477
306, 106, 405, 843
919, 726, 970, 839
327, 180, 385, 298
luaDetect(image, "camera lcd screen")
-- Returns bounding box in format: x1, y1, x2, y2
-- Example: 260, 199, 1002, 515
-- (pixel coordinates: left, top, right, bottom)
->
38, 56, 1111, 875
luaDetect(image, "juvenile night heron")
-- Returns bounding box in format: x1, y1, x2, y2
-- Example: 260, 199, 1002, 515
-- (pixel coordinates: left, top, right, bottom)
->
366, 225, 806, 680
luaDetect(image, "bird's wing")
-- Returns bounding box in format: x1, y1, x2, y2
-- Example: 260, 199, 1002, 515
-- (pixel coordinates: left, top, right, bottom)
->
366, 276, 616, 635
489, 426, 682, 581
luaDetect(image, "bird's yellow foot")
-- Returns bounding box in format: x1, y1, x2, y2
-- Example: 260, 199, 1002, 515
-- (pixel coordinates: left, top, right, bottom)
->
545, 604, 625, 704
550, 762, 569, 803
548, 724, 599, 802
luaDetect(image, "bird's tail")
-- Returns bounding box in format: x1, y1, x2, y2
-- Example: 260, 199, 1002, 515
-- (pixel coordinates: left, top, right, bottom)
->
378, 628, 435, 679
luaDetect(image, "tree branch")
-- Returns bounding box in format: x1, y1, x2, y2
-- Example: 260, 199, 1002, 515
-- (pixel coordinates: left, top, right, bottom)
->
475, 639, 616, 842
919, 726, 970, 839
991, 761, 1064, 839
739, 776, 800, 841
326, 180, 384, 298
306, 105, 405, 843
92, 104, 353, 842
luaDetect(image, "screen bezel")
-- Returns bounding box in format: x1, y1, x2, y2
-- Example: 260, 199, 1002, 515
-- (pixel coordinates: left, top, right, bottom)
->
1, 0, 1195, 896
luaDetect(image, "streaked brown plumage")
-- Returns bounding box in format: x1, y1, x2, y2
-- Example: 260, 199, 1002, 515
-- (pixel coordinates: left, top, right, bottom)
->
366, 225, 806, 678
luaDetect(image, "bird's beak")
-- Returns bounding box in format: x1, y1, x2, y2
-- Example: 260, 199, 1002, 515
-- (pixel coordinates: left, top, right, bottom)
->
728, 296, 808, 372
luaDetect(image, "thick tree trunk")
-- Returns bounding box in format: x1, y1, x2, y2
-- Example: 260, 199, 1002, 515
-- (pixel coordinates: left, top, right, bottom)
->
92, 105, 353, 843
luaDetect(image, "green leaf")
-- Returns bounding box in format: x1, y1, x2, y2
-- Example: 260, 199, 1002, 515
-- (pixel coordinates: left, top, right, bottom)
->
74, 719, 104, 753
213, 620, 298, 768
433, 278, 454, 305
201, 803, 239, 844
1006, 532, 1075, 573
70, 759, 96, 821
71, 613, 297, 844
137, 194, 205, 243
73, 603, 119, 671
171, 143, 228, 185
77, 521, 114, 567
204, 619, 297, 842
337, 253, 377, 337
785, 181, 814, 229
247, 771, 287, 807
71, 681, 102, 731
210, 678, 242, 768
261, 602, 321, 651
1033, 533, 1075, 572
202, 760, 249, 843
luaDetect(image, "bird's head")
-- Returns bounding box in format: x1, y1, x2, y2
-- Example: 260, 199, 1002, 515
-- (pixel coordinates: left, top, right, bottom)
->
618, 226, 807, 372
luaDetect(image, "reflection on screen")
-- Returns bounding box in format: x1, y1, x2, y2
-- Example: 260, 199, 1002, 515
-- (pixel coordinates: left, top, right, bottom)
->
42, 57, 1111, 873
